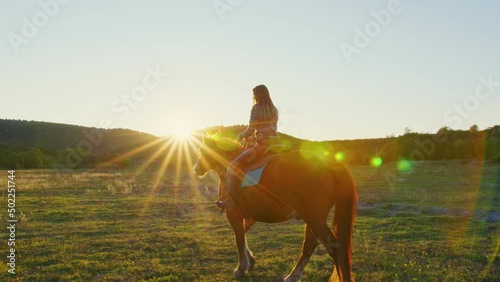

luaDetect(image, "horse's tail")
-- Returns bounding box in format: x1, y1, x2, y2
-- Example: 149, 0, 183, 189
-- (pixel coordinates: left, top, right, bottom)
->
332, 165, 358, 281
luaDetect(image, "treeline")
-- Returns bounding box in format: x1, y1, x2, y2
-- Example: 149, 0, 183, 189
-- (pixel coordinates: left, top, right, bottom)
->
0, 119, 499, 170
316, 126, 500, 165
215, 125, 500, 165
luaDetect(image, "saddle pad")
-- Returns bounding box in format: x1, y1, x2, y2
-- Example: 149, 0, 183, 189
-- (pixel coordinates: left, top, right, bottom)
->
240, 163, 268, 188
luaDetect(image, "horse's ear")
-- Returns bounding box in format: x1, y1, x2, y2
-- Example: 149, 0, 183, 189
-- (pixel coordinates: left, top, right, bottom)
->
202, 131, 217, 146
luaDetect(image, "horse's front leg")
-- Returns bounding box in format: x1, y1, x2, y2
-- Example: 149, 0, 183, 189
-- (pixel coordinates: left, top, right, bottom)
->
226, 209, 251, 278
244, 218, 256, 270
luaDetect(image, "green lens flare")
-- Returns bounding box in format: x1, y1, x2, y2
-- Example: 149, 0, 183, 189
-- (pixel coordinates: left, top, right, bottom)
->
371, 156, 383, 168
397, 159, 413, 172
335, 152, 345, 162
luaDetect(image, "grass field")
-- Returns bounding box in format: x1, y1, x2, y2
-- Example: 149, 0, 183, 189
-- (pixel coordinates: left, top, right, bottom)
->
1, 160, 498, 281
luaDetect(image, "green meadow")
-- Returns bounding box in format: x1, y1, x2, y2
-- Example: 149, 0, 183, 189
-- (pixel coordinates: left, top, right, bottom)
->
1, 160, 498, 281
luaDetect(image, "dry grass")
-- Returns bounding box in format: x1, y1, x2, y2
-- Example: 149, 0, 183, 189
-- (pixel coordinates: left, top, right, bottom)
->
0, 160, 498, 281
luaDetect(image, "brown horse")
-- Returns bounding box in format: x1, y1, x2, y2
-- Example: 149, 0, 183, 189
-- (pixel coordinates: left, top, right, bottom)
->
193, 133, 358, 281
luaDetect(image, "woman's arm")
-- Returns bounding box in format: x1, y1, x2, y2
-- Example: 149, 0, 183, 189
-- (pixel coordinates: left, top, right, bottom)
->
238, 105, 258, 140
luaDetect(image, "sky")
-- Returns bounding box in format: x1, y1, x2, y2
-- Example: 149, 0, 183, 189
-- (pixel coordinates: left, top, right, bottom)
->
1, 0, 499, 141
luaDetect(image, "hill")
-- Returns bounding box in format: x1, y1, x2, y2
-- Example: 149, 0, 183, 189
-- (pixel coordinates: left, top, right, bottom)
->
0, 119, 159, 169
0, 119, 499, 169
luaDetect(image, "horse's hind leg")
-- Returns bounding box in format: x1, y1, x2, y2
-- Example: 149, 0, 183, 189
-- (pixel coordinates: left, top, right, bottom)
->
308, 221, 343, 281
284, 224, 319, 282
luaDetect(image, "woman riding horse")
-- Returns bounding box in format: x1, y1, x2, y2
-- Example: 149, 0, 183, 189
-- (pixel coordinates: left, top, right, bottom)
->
193, 133, 357, 281
216, 84, 280, 210
194, 84, 357, 281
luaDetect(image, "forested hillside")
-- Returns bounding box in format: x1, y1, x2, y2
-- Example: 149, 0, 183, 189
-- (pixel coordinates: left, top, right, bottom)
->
0, 119, 158, 169
0, 119, 499, 169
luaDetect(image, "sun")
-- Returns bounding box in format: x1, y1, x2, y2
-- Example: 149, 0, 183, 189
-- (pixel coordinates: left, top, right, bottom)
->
162, 109, 201, 142
169, 119, 195, 141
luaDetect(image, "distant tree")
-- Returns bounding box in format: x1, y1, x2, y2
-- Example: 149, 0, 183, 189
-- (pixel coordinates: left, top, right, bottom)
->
404, 127, 412, 135
474, 142, 485, 159
13, 142, 29, 151
379, 139, 398, 162
453, 139, 474, 159
6, 151, 21, 169
469, 124, 479, 133
397, 138, 415, 159
0, 150, 6, 169
437, 126, 452, 135
41, 147, 58, 156
21, 148, 44, 169
22, 151, 41, 169
488, 125, 500, 139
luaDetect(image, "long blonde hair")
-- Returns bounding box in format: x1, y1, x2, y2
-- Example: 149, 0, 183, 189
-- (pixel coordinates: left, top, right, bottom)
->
253, 85, 279, 120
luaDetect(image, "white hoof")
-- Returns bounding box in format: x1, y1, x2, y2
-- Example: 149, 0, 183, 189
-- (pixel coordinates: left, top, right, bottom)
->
232, 268, 247, 278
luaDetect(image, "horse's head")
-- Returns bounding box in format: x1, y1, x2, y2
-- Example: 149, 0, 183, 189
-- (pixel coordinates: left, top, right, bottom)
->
193, 131, 241, 177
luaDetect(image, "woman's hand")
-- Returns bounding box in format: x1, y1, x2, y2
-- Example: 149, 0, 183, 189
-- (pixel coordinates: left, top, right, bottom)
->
240, 137, 256, 148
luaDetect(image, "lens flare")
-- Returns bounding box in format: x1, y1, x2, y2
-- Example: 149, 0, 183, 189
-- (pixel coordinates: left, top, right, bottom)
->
397, 159, 413, 173
371, 156, 383, 168
335, 152, 345, 162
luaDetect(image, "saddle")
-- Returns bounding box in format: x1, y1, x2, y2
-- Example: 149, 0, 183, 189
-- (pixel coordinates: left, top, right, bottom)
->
240, 144, 286, 188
